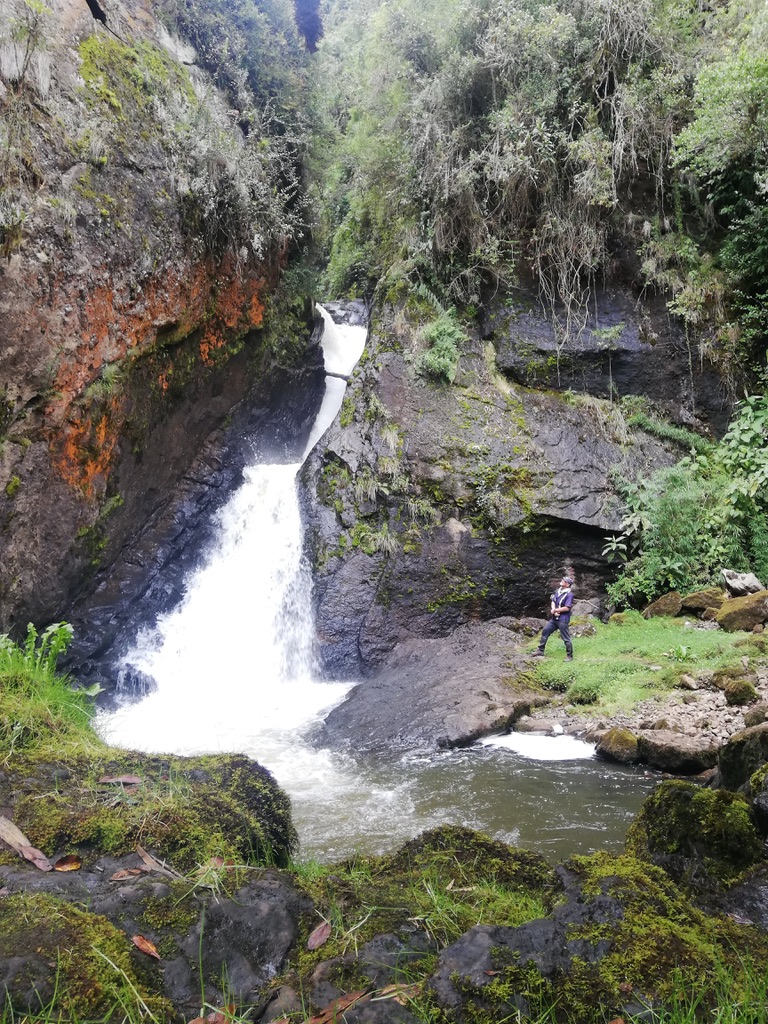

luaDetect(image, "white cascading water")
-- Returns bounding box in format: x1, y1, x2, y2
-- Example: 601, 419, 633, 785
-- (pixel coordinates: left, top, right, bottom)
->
98, 309, 386, 844
99, 306, 655, 863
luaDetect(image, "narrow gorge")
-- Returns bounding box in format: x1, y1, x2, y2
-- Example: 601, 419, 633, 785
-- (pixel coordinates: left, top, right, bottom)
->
2, 0, 768, 1021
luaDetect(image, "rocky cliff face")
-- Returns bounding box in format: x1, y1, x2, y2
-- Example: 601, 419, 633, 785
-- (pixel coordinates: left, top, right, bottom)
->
301, 297, 732, 677
0, 0, 314, 632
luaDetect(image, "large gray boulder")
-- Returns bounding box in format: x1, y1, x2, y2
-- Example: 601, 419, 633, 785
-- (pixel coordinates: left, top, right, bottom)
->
315, 620, 545, 754
722, 570, 766, 597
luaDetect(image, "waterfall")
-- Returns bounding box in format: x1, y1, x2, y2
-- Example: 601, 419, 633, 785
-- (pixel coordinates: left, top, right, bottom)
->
98, 306, 365, 772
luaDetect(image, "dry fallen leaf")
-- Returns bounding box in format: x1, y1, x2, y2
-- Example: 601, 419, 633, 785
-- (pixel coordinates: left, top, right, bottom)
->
18, 845, 53, 872
0, 816, 52, 871
187, 1018, 207, 1024
54, 854, 82, 872
373, 983, 421, 1005
136, 844, 183, 879
110, 868, 147, 881
132, 935, 161, 959
308, 990, 369, 1024
0, 887, 9, 897
205, 1010, 235, 1024
306, 920, 332, 950
483, 971, 501, 977
99, 775, 143, 785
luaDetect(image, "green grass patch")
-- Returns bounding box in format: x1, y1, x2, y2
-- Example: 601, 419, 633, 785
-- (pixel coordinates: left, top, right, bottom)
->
528, 611, 765, 715
0, 623, 101, 763
291, 826, 557, 981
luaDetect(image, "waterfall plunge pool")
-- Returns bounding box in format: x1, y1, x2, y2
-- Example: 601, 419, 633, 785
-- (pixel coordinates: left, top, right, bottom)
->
97, 306, 658, 865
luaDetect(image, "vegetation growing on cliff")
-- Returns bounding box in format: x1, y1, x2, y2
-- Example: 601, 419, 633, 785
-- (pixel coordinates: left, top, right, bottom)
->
607, 394, 768, 605
315, 0, 767, 383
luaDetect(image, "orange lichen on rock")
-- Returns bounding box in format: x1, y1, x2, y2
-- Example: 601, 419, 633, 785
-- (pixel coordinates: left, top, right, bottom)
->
55, 402, 120, 497
47, 258, 269, 498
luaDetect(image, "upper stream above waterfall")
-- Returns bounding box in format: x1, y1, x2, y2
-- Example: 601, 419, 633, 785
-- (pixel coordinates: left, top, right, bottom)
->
97, 305, 657, 864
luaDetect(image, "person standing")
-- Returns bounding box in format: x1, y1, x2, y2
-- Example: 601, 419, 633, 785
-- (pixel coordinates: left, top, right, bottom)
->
532, 576, 574, 661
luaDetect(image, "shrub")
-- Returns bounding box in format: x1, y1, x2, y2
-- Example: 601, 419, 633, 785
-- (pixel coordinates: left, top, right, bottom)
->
567, 680, 600, 705
608, 395, 768, 606
416, 310, 466, 384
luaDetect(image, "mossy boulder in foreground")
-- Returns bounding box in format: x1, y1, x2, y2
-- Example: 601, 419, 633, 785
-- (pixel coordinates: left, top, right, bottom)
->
626, 779, 763, 886
2, 820, 768, 1023
0, 892, 172, 1019
1, 752, 296, 872
426, 851, 768, 1023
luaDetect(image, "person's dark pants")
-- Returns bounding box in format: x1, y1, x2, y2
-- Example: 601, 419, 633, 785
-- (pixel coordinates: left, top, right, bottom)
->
538, 615, 572, 655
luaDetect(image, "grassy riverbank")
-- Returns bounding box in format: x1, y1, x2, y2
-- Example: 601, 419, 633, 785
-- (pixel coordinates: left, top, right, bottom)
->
527, 611, 767, 714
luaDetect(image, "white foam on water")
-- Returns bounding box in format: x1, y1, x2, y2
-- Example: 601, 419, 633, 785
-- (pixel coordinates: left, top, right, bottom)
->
481, 732, 596, 761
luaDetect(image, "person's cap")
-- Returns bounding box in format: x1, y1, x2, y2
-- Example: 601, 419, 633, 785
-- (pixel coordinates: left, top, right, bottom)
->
562, 576, 573, 585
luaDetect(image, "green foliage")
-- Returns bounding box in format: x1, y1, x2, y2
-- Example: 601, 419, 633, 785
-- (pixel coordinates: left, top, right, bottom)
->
608, 395, 768, 605
626, 411, 712, 454
0, 622, 96, 762
156, 0, 303, 115
316, 0, 697, 321
416, 309, 466, 384
314, 0, 768, 379
671, 14, 768, 380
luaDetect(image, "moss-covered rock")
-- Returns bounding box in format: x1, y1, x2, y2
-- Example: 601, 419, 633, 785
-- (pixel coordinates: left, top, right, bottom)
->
744, 703, 768, 728
427, 851, 768, 1023
717, 722, 768, 792
595, 727, 639, 764
288, 825, 558, 1014
716, 591, 768, 632
643, 592, 683, 618
680, 588, 726, 614
712, 666, 758, 690
6, 751, 296, 871
724, 678, 758, 706
380, 825, 559, 893
626, 780, 763, 886
0, 893, 171, 1019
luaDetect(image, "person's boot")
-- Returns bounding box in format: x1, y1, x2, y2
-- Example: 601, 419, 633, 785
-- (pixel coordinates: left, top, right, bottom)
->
564, 652, 573, 662
532, 648, 545, 657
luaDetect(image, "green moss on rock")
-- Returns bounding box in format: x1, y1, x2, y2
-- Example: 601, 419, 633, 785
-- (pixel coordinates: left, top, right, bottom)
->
10, 752, 296, 872
381, 825, 559, 894
0, 893, 171, 1019
626, 779, 763, 884
595, 727, 639, 764
724, 678, 758, 706
718, 722, 768, 791
429, 851, 768, 1024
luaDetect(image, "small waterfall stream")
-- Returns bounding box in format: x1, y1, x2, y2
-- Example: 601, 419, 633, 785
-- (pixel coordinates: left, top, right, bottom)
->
99, 307, 656, 863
